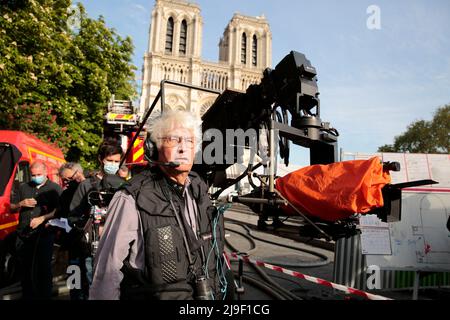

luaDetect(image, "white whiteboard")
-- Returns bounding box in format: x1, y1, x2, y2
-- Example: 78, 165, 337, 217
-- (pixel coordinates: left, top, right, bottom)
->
366, 191, 450, 272
342, 152, 450, 271
342, 152, 450, 188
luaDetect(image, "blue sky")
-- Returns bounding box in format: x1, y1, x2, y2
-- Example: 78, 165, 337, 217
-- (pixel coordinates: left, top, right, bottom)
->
77, 0, 450, 166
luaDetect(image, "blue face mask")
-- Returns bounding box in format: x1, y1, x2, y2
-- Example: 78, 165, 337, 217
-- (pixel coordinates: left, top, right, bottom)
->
31, 175, 45, 185
103, 162, 119, 175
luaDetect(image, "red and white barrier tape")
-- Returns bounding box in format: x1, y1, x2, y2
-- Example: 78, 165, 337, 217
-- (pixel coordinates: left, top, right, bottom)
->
226, 252, 392, 301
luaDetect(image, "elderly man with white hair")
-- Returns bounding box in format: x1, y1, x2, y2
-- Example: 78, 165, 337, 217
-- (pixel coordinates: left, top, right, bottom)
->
89, 110, 227, 300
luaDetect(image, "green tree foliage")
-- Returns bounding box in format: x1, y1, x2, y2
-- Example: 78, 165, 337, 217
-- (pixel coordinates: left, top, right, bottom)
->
378, 105, 450, 154
0, 0, 136, 168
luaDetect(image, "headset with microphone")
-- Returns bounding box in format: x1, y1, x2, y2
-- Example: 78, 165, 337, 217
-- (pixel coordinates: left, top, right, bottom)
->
144, 136, 180, 168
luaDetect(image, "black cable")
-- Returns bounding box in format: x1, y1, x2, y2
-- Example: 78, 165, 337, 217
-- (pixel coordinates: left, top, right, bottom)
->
249, 263, 301, 300
225, 225, 307, 300
227, 221, 330, 267
268, 215, 291, 223
224, 227, 257, 255
246, 167, 259, 190
225, 219, 329, 300
239, 275, 287, 300
234, 265, 305, 287
224, 229, 298, 300
244, 223, 330, 263
160, 179, 196, 271
224, 241, 235, 253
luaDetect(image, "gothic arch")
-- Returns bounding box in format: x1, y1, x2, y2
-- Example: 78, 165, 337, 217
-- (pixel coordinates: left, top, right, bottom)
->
163, 11, 177, 21
199, 97, 216, 116
165, 16, 175, 54
179, 19, 188, 55
165, 93, 187, 111
252, 34, 258, 66
177, 14, 193, 25
241, 32, 247, 65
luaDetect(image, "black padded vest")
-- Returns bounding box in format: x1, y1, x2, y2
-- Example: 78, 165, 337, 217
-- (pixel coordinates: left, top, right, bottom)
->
120, 168, 225, 300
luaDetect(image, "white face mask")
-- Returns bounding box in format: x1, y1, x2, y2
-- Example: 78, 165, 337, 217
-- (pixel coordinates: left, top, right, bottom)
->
103, 161, 119, 175
31, 175, 45, 185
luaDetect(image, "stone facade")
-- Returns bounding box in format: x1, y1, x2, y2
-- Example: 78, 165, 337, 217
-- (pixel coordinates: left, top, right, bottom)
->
139, 0, 272, 117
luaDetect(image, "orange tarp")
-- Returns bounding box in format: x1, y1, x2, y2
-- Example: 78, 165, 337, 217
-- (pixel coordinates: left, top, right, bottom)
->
275, 157, 391, 222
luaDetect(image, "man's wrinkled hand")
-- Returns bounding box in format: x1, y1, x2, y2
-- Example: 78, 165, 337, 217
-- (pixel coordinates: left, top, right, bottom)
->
30, 216, 45, 229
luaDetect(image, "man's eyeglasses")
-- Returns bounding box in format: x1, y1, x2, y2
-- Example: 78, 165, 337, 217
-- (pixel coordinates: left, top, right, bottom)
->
159, 136, 195, 149
62, 170, 78, 183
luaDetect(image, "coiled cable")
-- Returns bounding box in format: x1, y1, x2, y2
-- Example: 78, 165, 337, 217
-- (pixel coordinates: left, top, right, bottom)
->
226, 221, 330, 268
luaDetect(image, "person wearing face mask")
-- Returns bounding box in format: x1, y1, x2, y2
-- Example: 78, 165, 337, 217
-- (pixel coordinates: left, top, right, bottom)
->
67, 139, 123, 299
11, 160, 62, 299
68, 140, 123, 227
89, 111, 228, 300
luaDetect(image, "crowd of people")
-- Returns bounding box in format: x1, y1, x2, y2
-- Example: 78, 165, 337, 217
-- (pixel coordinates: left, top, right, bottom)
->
11, 138, 125, 299
10, 110, 228, 300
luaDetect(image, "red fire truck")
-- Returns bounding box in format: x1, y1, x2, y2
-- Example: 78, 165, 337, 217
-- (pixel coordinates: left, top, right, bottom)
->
0, 130, 65, 286
104, 96, 146, 172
